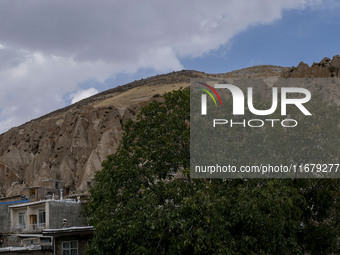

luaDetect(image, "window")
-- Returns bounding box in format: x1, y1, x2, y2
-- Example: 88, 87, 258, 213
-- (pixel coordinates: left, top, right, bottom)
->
38, 210, 46, 228
62, 241, 78, 255
29, 188, 36, 197
18, 212, 26, 229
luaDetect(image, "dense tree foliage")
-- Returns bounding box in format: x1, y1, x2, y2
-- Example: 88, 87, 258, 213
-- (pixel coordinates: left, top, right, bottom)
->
86, 89, 340, 254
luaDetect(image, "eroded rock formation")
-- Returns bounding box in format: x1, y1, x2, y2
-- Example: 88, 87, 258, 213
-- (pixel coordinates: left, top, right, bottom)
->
0, 59, 338, 197
283, 55, 340, 78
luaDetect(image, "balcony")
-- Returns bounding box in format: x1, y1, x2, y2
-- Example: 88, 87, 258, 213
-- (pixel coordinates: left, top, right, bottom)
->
11, 224, 26, 233
11, 223, 46, 233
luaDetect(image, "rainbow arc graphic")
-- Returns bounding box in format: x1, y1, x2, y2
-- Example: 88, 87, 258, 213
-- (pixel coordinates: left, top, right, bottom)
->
197, 82, 222, 106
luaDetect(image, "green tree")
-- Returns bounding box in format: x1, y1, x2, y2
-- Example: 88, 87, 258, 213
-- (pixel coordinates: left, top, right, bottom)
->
86, 89, 340, 254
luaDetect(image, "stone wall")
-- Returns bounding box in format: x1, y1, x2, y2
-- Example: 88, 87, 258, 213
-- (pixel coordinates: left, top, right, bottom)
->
0, 205, 10, 233
48, 201, 86, 229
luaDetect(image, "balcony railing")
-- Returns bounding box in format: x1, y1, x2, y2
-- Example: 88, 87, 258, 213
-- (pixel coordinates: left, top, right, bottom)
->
11, 223, 46, 233
11, 224, 26, 232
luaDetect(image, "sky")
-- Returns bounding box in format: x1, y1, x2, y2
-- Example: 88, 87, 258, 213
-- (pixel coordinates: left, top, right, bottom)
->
0, 0, 339, 134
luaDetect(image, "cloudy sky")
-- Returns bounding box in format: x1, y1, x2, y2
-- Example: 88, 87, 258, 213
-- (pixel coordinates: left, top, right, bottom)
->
0, 0, 339, 133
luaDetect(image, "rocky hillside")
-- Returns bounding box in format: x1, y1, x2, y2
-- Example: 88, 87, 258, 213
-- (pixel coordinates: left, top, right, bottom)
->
0, 57, 339, 197
283, 55, 340, 78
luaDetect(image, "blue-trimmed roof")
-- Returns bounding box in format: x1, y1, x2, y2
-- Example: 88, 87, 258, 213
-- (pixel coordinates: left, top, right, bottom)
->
0, 200, 30, 205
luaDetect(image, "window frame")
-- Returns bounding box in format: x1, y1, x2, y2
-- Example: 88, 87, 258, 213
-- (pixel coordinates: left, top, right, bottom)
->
18, 212, 26, 229
62, 240, 78, 255
38, 209, 46, 228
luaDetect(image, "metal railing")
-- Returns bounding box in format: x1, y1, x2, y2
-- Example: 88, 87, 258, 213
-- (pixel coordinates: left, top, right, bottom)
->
11, 223, 46, 233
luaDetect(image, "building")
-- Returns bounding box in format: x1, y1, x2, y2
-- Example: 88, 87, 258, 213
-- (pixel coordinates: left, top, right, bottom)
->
9, 200, 85, 234
22, 187, 59, 202
0, 234, 53, 254
0, 227, 94, 255
0, 189, 93, 255
43, 227, 94, 255
0, 197, 30, 234
0, 186, 61, 234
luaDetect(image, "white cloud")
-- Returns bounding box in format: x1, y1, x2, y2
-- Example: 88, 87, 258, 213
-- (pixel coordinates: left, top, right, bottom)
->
0, 51, 118, 133
0, 0, 318, 62
0, 0, 323, 133
71, 88, 98, 104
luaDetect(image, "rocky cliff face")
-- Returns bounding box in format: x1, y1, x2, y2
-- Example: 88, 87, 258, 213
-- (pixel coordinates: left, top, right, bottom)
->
0, 59, 338, 197
283, 55, 340, 78
0, 70, 207, 197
